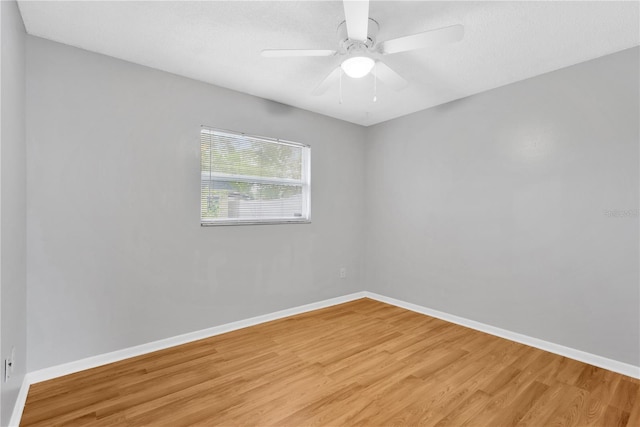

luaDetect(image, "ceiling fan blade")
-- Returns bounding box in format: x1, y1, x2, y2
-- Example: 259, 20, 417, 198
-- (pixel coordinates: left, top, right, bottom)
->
261, 49, 336, 58
379, 24, 464, 55
373, 62, 408, 91
312, 67, 341, 96
343, 0, 369, 42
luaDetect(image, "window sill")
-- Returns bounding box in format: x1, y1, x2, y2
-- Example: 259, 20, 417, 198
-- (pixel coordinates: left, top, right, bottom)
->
201, 220, 312, 227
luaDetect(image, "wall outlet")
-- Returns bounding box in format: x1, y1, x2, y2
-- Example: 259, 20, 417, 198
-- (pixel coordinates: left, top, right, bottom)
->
4, 358, 12, 382
4, 347, 15, 382
339, 267, 347, 279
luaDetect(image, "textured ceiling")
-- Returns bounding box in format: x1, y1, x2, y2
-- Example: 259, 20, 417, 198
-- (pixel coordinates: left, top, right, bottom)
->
18, 1, 640, 126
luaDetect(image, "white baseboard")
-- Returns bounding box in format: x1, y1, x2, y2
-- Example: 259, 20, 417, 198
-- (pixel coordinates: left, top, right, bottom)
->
363, 291, 640, 380
8, 375, 30, 427
11, 290, 639, 426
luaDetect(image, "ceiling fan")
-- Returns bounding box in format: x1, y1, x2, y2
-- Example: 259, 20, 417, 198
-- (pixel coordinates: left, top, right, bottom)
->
261, 0, 464, 96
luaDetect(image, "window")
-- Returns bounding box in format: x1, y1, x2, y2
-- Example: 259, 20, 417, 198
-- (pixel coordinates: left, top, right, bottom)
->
200, 127, 311, 226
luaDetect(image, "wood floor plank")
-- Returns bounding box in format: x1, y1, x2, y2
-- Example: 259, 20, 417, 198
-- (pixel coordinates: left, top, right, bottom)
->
627, 396, 640, 427
542, 384, 590, 427
433, 389, 493, 427
577, 370, 623, 426
602, 405, 631, 427
485, 380, 550, 426
610, 378, 639, 412
515, 382, 567, 427
20, 298, 639, 426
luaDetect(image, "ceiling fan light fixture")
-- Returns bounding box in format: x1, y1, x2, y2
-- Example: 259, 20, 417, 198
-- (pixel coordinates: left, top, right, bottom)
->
341, 56, 375, 78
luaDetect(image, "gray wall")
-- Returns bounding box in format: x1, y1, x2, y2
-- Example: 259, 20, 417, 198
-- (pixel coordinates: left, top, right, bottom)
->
0, 0, 27, 424
26, 37, 366, 372
365, 47, 639, 366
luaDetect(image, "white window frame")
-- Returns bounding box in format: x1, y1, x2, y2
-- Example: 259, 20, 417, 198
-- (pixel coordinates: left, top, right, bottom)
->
200, 127, 311, 226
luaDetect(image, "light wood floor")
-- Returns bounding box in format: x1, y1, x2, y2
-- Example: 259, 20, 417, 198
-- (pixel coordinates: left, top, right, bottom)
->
21, 298, 639, 426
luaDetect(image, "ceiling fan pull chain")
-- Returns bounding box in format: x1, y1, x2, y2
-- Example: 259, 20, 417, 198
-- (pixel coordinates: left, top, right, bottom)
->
339, 68, 343, 104
373, 63, 377, 102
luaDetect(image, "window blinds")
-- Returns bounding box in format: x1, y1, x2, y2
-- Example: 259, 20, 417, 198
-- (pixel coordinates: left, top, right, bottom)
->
200, 127, 311, 225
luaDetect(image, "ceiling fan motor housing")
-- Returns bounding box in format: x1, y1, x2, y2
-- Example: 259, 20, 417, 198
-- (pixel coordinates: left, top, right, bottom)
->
337, 18, 379, 53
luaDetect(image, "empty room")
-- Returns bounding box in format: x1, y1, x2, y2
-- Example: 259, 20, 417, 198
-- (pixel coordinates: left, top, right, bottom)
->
0, 0, 638, 425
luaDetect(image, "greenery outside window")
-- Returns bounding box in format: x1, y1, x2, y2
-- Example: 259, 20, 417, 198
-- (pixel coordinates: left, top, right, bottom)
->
200, 127, 311, 225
